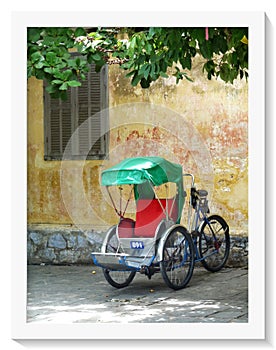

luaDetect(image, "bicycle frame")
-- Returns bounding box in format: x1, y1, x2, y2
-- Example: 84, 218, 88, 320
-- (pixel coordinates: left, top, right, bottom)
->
183, 174, 222, 262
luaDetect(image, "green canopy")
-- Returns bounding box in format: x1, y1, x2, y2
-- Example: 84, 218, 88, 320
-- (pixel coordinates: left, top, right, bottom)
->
101, 157, 185, 222
101, 157, 182, 186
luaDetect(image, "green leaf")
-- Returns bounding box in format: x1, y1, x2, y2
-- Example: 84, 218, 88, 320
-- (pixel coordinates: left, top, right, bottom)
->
44, 67, 56, 74
150, 63, 156, 79
46, 51, 59, 66
229, 66, 238, 83
46, 84, 58, 93
203, 60, 215, 78
138, 64, 148, 76
144, 65, 151, 80
160, 71, 169, 78
148, 27, 156, 39
27, 28, 41, 42
230, 28, 247, 47
140, 77, 152, 88
159, 60, 168, 73
189, 39, 196, 48
239, 69, 244, 80
219, 63, 231, 82
95, 61, 105, 72
63, 70, 73, 81
27, 66, 34, 78
200, 41, 212, 59
34, 61, 44, 69
59, 82, 68, 90
91, 53, 102, 61
128, 36, 137, 53
228, 51, 238, 65
125, 70, 136, 78
183, 73, 193, 82
137, 54, 146, 65
189, 46, 197, 57
52, 79, 64, 85
190, 28, 205, 45
180, 55, 191, 70
75, 57, 81, 66
212, 35, 227, 54
31, 52, 44, 63
131, 73, 142, 86
145, 42, 152, 55
67, 80, 81, 87
59, 91, 68, 100
87, 52, 94, 64
66, 28, 74, 37
35, 69, 46, 80
75, 27, 87, 37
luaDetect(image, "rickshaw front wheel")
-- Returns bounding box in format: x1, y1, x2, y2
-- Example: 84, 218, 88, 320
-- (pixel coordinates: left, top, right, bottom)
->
102, 227, 136, 288
103, 269, 136, 289
160, 226, 195, 290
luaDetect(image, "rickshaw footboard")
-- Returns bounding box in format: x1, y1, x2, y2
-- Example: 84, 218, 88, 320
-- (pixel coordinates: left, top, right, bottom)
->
91, 252, 155, 271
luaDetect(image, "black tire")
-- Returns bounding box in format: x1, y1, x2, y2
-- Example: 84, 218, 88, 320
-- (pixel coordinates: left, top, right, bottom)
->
198, 215, 230, 272
103, 229, 136, 289
160, 226, 195, 290
103, 269, 136, 289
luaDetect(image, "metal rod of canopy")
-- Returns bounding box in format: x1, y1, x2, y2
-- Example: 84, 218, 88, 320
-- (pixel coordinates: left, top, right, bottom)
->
149, 183, 168, 218
106, 185, 134, 218
165, 184, 169, 221
169, 187, 177, 218
106, 186, 121, 217
119, 186, 123, 216
122, 185, 134, 217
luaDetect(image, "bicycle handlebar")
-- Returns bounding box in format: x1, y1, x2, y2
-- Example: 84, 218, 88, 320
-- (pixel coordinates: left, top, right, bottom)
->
183, 173, 195, 187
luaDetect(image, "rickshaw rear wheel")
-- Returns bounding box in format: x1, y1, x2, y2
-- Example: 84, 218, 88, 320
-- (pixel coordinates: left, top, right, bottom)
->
102, 228, 136, 288
160, 226, 195, 290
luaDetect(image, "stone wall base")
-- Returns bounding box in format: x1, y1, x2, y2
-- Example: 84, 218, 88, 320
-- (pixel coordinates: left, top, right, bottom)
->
27, 226, 248, 267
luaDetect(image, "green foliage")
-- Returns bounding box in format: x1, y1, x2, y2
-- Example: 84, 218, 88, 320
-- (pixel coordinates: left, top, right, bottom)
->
27, 27, 248, 99
200, 28, 248, 83
27, 27, 88, 99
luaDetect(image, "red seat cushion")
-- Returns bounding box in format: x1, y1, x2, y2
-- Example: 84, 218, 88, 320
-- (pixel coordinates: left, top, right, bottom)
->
117, 217, 135, 238
134, 199, 178, 238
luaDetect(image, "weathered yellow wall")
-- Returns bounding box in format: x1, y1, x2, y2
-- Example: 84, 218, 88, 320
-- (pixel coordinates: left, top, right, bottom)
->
27, 78, 109, 228
27, 55, 248, 235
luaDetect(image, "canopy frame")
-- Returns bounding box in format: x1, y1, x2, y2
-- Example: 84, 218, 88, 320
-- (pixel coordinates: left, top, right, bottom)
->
101, 157, 185, 223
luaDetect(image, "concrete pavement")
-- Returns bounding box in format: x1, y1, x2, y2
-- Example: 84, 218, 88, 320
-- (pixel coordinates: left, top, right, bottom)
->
27, 265, 248, 323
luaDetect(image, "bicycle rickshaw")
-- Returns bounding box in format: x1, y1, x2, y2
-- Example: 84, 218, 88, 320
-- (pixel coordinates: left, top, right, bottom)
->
92, 157, 230, 290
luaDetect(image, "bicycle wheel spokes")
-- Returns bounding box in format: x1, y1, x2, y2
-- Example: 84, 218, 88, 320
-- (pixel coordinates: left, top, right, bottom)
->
161, 227, 194, 290
199, 215, 230, 272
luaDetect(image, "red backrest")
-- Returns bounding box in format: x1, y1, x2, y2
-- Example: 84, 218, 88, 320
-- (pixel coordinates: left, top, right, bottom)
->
134, 199, 178, 238
117, 217, 135, 238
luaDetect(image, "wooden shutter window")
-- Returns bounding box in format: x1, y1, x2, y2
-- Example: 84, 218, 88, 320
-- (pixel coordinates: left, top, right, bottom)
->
44, 63, 108, 160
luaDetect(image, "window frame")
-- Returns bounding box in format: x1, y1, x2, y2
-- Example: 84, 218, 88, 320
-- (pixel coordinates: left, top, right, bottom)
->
43, 61, 109, 161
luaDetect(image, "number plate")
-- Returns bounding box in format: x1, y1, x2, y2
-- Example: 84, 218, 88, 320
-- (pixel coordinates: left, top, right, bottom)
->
130, 241, 144, 249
